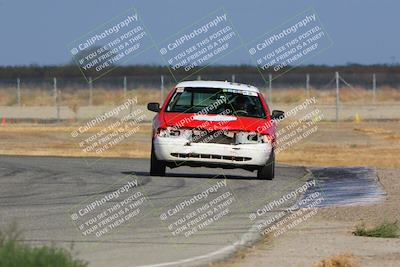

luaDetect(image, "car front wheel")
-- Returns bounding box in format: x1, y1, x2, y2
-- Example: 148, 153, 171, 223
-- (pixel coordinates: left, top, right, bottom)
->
257, 150, 275, 180
150, 142, 166, 176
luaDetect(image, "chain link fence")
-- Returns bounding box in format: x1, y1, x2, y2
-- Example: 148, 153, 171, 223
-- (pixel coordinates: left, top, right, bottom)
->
0, 72, 399, 122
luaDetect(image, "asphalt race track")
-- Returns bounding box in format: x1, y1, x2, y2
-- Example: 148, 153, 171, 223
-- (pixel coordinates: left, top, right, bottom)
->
0, 156, 308, 267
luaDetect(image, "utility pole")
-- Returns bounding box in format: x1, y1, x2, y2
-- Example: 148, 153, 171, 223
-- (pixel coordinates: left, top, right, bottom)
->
160, 75, 164, 104
306, 73, 310, 99
89, 77, 93, 106
17, 78, 21, 106
123, 76, 127, 99
268, 74, 272, 105
372, 73, 376, 104
54, 77, 60, 122
335, 72, 339, 122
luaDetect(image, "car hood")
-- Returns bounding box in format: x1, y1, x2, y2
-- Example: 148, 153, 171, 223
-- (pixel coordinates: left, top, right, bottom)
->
162, 112, 275, 134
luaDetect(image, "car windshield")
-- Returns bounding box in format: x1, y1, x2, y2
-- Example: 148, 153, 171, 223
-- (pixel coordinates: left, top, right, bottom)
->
166, 87, 266, 118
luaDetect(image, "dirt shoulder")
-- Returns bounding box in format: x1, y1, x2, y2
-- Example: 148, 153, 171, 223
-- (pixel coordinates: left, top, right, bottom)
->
210, 168, 400, 267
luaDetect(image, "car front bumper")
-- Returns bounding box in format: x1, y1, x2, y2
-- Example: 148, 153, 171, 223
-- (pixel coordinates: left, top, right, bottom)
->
153, 136, 272, 167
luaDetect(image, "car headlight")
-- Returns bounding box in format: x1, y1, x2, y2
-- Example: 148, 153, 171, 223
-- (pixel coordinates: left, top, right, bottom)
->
157, 127, 191, 138
261, 134, 273, 144
235, 132, 272, 144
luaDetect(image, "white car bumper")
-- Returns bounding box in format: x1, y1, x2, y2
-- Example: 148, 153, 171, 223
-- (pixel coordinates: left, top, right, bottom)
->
153, 136, 272, 167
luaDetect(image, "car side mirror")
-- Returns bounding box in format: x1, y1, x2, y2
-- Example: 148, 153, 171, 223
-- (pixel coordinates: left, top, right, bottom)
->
147, 102, 160, 112
271, 110, 285, 120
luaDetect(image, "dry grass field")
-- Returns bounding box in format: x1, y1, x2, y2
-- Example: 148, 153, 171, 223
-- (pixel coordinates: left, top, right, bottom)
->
0, 87, 162, 107
1, 86, 400, 107
0, 120, 399, 168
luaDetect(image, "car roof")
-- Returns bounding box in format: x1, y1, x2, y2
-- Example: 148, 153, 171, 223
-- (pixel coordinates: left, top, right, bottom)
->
175, 80, 260, 93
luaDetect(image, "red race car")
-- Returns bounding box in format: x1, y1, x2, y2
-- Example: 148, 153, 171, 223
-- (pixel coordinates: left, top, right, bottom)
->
147, 80, 284, 180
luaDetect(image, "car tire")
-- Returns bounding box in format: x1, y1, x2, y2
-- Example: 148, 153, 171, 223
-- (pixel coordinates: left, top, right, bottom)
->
150, 142, 166, 176
257, 150, 275, 180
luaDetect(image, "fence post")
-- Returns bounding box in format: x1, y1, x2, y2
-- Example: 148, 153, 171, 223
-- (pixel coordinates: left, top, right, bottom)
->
160, 75, 164, 104
372, 73, 376, 104
231, 74, 235, 83
89, 77, 93, 106
268, 73, 272, 105
335, 71, 339, 122
17, 78, 21, 106
306, 73, 310, 98
53, 77, 60, 122
123, 76, 127, 99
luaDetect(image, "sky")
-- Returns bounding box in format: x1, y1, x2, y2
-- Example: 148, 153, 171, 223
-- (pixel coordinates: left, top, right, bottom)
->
0, 0, 398, 66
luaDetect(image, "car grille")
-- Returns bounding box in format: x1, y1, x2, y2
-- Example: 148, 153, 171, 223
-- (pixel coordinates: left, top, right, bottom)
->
171, 153, 251, 162
191, 130, 234, 144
